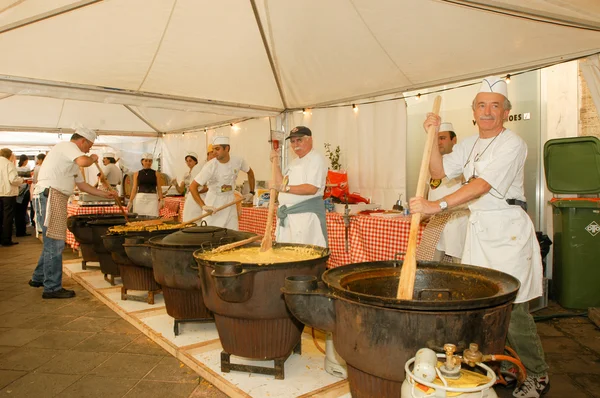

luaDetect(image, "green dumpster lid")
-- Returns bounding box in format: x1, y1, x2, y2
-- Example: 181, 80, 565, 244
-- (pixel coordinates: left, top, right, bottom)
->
543, 136, 600, 194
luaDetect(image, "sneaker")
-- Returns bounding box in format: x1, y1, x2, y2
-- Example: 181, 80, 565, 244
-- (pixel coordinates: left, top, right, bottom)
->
28, 279, 43, 288
513, 374, 550, 398
1, 241, 19, 246
42, 288, 76, 299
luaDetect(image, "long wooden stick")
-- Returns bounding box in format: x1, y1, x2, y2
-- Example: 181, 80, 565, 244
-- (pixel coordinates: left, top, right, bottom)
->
94, 161, 129, 223
397, 96, 442, 299
182, 197, 243, 225
211, 235, 263, 253
260, 158, 278, 252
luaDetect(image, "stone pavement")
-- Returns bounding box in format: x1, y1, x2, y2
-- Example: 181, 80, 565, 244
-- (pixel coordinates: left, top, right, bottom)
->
1, 229, 599, 397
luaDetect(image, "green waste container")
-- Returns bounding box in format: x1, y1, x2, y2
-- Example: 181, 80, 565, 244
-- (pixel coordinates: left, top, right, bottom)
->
544, 137, 600, 309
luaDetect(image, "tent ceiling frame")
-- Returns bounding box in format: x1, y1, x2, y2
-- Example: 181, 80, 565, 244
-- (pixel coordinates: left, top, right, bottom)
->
249, 0, 287, 109
123, 104, 162, 134
0, 0, 103, 35
293, 50, 600, 110
0, 125, 159, 137
165, 117, 254, 135
442, 0, 600, 31
0, 75, 283, 117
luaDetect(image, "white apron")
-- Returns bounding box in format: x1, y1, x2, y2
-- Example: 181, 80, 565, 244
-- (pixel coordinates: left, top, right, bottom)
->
461, 159, 542, 304
133, 192, 159, 217
182, 192, 203, 224
202, 165, 238, 230
275, 150, 327, 247
428, 176, 469, 258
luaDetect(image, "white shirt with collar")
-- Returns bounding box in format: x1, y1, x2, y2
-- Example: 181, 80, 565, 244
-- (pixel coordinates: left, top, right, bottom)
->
0, 157, 24, 197
34, 141, 85, 196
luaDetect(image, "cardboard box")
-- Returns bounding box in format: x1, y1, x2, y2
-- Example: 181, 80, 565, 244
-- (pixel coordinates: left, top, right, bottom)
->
333, 203, 380, 215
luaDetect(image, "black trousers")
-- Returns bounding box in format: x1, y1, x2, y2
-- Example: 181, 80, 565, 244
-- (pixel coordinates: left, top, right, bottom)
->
0, 196, 16, 244
15, 190, 30, 236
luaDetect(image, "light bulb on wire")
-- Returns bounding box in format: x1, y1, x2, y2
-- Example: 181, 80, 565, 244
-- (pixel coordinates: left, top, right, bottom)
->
505, 74, 511, 84
416, 93, 421, 100
352, 104, 358, 113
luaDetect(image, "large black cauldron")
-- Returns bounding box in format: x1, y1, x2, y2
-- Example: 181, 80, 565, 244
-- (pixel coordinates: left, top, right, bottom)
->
282, 261, 520, 398
67, 214, 136, 269
146, 226, 255, 335
193, 243, 329, 378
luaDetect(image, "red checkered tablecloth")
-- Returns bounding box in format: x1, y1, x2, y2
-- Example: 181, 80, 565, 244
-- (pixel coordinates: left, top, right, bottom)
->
239, 207, 424, 268
161, 196, 185, 221
66, 202, 130, 249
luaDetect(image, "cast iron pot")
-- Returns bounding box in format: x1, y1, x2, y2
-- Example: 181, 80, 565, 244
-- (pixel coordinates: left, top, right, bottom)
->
282, 260, 520, 398
88, 216, 156, 281
102, 222, 191, 293
193, 242, 329, 360
146, 226, 256, 321
67, 213, 137, 267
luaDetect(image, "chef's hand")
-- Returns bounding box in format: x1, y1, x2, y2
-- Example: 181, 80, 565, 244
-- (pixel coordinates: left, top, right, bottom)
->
105, 190, 119, 200
170, 177, 177, 185
423, 113, 441, 134
127, 201, 133, 212
202, 205, 216, 214
159, 199, 165, 209
409, 197, 441, 215
89, 154, 99, 163
270, 149, 281, 163
243, 193, 254, 202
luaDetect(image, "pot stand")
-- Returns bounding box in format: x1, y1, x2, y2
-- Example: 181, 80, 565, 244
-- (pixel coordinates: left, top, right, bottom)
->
220, 340, 302, 380
173, 318, 212, 337
119, 264, 161, 305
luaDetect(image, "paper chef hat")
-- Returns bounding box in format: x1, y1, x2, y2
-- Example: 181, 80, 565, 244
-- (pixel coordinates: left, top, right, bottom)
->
103, 152, 115, 158
186, 152, 198, 160
439, 122, 454, 133
212, 136, 230, 146
75, 127, 96, 143
478, 76, 508, 99
141, 153, 153, 160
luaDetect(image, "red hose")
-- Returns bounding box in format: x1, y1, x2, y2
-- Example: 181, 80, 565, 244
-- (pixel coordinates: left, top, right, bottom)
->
488, 354, 527, 386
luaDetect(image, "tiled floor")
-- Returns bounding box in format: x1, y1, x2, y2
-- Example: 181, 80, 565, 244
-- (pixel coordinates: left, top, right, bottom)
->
0, 228, 226, 398
1, 229, 599, 397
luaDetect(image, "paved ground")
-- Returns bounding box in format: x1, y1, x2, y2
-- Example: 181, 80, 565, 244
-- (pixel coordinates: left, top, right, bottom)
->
1, 228, 599, 397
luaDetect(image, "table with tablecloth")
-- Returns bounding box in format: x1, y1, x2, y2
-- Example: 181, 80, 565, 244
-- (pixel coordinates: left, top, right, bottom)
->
163, 196, 185, 221
239, 207, 424, 268
65, 202, 130, 249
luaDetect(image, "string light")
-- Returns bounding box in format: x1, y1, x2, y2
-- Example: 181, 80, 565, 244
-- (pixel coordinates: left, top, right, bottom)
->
505, 74, 511, 84
352, 104, 358, 112
416, 93, 421, 100
181, 132, 185, 136
302, 108, 307, 115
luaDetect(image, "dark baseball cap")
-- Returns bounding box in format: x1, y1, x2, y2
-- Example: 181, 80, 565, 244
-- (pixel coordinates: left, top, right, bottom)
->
286, 126, 312, 140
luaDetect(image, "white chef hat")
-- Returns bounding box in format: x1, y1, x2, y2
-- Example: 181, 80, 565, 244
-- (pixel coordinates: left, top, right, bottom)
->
141, 153, 153, 160
439, 122, 454, 133
75, 127, 96, 143
186, 151, 198, 160
212, 136, 230, 146
103, 152, 115, 158
478, 76, 508, 99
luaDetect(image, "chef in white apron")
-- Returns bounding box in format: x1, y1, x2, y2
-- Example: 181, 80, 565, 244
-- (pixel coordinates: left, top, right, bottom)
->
127, 153, 164, 217
409, 76, 549, 398
189, 136, 254, 229
270, 126, 328, 247
172, 151, 204, 223
427, 122, 468, 262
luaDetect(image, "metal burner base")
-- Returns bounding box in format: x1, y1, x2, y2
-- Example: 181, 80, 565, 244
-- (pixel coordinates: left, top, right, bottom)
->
104, 273, 117, 286
173, 318, 212, 336
121, 287, 161, 305
220, 340, 301, 380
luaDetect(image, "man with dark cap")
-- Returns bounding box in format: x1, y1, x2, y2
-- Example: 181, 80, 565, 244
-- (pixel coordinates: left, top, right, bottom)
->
270, 126, 328, 247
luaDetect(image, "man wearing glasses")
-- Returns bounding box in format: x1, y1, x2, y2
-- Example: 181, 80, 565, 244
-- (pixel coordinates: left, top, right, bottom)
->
270, 126, 328, 247
410, 77, 549, 398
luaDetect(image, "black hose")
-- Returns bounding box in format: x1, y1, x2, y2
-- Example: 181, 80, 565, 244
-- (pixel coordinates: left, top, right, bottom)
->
533, 312, 588, 322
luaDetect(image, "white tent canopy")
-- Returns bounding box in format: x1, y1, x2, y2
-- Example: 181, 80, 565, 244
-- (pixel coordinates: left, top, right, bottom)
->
0, 0, 598, 134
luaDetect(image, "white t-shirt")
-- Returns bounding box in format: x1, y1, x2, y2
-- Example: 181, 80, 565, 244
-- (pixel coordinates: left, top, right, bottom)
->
101, 163, 123, 186
278, 149, 327, 206
34, 141, 85, 196
194, 156, 250, 190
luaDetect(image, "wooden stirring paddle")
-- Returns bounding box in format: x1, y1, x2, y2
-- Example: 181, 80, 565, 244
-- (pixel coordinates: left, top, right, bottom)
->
181, 197, 243, 225
396, 96, 442, 300
260, 156, 278, 252
94, 161, 129, 223
211, 235, 263, 254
